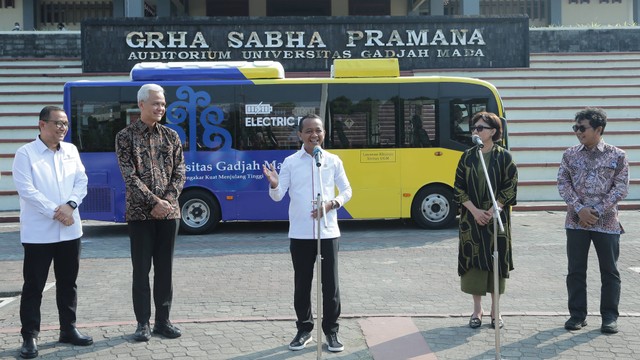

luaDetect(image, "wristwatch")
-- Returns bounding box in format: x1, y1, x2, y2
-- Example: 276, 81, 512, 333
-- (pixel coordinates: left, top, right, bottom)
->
331, 200, 339, 210
66, 200, 78, 210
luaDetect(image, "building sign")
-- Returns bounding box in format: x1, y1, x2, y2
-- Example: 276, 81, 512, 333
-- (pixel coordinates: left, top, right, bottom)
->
81, 16, 529, 73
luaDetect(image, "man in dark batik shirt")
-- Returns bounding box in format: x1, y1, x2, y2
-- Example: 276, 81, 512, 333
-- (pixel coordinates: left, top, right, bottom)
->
115, 83, 186, 342
558, 107, 629, 334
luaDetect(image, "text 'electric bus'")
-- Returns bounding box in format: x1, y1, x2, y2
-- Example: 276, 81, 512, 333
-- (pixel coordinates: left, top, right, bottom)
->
63, 58, 507, 234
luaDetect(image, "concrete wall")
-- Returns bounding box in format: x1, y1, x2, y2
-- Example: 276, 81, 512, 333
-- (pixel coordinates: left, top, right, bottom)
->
2, 27, 640, 60
0, 31, 80, 58
529, 27, 640, 53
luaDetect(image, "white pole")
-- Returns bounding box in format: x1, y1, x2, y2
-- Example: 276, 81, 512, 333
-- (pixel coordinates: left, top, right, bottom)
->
476, 146, 504, 360
316, 193, 323, 359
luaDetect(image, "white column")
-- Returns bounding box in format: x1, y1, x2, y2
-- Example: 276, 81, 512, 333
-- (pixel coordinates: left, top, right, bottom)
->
460, 0, 480, 15
125, 0, 145, 17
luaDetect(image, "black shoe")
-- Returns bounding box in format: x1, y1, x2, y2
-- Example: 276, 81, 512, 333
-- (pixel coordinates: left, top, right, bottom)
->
133, 322, 151, 342
288, 330, 312, 351
601, 320, 618, 334
564, 317, 587, 331
468, 316, 482, 329
326, 332, 344, 352
152, 321, 182, 339
20, 336, 38, 359
59, 327, 93, 346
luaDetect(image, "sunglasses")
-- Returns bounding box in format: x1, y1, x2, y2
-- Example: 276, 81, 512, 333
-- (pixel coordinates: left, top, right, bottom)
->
470, 125, 492, 132
572, 125, 592, 133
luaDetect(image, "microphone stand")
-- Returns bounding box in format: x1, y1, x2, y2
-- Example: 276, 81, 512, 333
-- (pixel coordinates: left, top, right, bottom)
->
314, 157, 328, 359
476, 144, 505, 360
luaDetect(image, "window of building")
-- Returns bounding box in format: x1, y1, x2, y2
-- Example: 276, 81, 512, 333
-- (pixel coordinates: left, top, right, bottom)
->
206, 0, 249, 16
267, 0, 330, 16
39, 1, 112, 25
349, 0, 390, 15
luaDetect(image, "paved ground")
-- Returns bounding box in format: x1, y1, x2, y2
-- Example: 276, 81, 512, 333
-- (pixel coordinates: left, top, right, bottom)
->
0, 210, 639, 359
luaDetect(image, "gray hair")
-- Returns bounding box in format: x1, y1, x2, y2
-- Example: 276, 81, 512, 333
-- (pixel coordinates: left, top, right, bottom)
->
137, 83, 165, 103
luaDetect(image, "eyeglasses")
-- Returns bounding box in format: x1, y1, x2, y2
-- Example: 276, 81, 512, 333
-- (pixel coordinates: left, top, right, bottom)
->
470, 125, 492, 132
572, 125, 592, 133
42, 120, 69, 129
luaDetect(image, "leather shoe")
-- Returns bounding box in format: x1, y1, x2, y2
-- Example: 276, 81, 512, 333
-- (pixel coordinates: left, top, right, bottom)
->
601, 320, 619, 334
133, 322, 151, 341
152, 321, 182, 339
59, 327, 93, 346
564, 317, 587, 331
20, 336, 38, 359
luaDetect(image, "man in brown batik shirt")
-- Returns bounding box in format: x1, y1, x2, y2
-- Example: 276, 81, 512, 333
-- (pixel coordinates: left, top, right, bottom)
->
115, 83, 186, 342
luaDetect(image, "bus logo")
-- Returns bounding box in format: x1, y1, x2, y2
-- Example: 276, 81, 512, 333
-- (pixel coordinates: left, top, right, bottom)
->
245, 103, 272, 115
292, 107, 316, 116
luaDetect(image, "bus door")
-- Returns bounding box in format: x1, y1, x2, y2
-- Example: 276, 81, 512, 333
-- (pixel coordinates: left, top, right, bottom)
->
326, 83, 402, 219
397, 83, 449, 221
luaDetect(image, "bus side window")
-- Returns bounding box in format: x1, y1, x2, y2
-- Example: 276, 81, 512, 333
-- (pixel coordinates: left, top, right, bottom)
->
401, 100, 435, 148
411, 114, 431, 147
328, 84, 399, 149
332, 117, 351, 148
452, 103, 470, 143
450, 100, 488, 147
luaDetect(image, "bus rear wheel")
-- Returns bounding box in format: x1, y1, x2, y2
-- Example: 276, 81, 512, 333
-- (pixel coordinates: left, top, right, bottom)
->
179, 189, 221, 234
411, 185, 456, 229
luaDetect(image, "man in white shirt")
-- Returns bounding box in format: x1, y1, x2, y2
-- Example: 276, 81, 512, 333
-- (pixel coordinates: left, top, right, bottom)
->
12, 106, 92, 359
263, 114, 352, 352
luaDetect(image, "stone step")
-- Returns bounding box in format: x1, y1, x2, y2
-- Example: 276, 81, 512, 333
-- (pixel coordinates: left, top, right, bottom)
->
510, 146, 640, 165
508, 131, 640, 147
517, 162, 640, 181
506, 118, 639, 133
499, 84, 640, 97
0, 127, 38, 139
0, 66, 82, 75
504, 106, 640, 120
0, 73, 129, 83
0, 92, 63, 102
503, 95, 640, 108
486, 75, 640, 87
517, 181, 640, 202
530, 51, 640, 62
0, 102, 64, 113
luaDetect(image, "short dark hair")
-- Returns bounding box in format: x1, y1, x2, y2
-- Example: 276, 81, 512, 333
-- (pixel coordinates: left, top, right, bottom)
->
298, 114, 323, 132
471, 111, 502, 142
39, 106, 65, 121
575, 107, 607, 135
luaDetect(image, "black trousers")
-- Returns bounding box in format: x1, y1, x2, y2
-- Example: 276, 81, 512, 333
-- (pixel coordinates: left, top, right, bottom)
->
566, 229, 621, 322
290, 238, 341, 335
128, 219, 179, 325
20, 238, 81, 338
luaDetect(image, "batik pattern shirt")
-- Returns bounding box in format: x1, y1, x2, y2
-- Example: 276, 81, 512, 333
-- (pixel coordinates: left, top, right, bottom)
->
455, 144, 518, 278
558, 139, 629, 234
115, 119, 186, 221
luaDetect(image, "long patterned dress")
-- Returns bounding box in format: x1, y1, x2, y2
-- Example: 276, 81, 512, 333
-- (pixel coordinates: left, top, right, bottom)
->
455, 144, 518, 279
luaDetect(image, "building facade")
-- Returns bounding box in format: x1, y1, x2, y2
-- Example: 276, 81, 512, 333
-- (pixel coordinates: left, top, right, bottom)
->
2, 0, 640, 32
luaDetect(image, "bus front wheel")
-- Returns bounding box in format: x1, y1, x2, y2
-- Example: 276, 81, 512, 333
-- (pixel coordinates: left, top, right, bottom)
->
411, 185, 457, 229
179, 189, 221, 234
